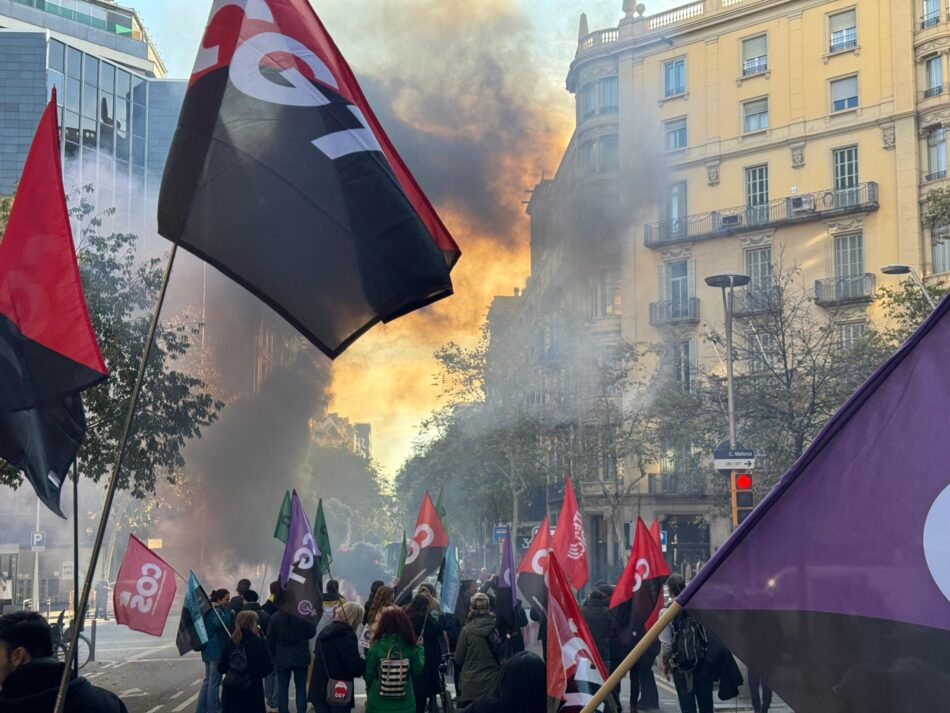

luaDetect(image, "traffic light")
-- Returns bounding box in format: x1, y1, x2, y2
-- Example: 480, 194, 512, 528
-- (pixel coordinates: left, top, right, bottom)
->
732, 472, 754, 527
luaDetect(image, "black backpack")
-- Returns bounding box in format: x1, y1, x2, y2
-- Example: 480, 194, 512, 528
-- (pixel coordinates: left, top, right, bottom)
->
222, 642, 252, 691
671, 614, 708, 673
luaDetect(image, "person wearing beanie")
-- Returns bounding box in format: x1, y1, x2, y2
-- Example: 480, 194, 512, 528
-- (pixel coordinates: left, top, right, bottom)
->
241, 590, 271, 636
454, 593, 502, 707
307, 602, 365, 713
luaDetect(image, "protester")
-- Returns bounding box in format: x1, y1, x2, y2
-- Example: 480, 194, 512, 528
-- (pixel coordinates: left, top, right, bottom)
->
0, 611, 127, 712
581, 590, 614, 669
406, 593, 443, 713
230, 579, 252, 613
218, 610, 273, 713
363, 607, 424, 713
94, 578, 110, 621
661, 575, 715, 713
458, 651, 546, 713
308, 601, 366, 713
457, 580, 476, 626
242, 591, 270, 635
454, 592, 502, 707
260, 582, 280, 712
316, 580, 346, 636
365, 585, 395, 639
199, 589, 235, 713
748, 668, 772, 713
266, 608, 317, 713
638, 636, 662, 712
363, 580, 384, 625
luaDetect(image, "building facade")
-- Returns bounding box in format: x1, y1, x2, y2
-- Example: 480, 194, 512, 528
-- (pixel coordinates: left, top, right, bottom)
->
491, 0, 945, 582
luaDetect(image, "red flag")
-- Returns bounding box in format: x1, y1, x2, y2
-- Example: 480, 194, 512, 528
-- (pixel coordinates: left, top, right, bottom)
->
517, 515, 551, 618
547, 554, 608, 712
113, 535, 178, 637
395, 492, 448, 604
647, 517, 664, 628
649, 518, 660, 545
610, 518, 670, 648
551, 478, 589, 590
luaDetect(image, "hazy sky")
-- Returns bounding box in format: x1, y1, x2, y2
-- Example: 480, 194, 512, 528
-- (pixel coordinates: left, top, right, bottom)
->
133, 0, 683, 476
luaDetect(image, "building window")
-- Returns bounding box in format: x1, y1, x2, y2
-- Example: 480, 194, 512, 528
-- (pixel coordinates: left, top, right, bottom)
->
600, 135, 618, 171
834, 232, 865, 298
591, 270, 622, 318
746, 246, 773, 290
672, 339, 695, 391
579, 84, 595, 120
747, 331, 775, 373
928, 127, 947, 180
742, 97, 769, 133
829, 9, 857, 53
922, 0, 940, 29
664, 57, 687, 97
925, 55, 943, 98
838, 322, 867, 348
745, 165, 769, 223
830, 75, 858, 112
599, 76, 618, 113
742, 35, 768, 76
833, 146, 859, 190
664, 181, 687, 238
664, 117, 687, 151
580, 141, 595, 173
667, 259, 691, 316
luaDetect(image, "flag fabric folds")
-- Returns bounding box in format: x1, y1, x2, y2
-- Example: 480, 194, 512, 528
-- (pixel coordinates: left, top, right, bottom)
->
113, 535, 178, 637
517, 514, 551, 619
496, 527, 518, 633
439, 541, 461, 616
176, 571, 211, 656
157, 0, 460, 360
552, 479, 589, 590
547, 555, 608, 712
647, 518, 663, 629
395, 492, 448, 604
0, 94, 108, 517
313, 498, 332, 575
677, 295, 950, 713
278, 489, 322, 623
610, 518, 669, 650
274, 490, 291, 543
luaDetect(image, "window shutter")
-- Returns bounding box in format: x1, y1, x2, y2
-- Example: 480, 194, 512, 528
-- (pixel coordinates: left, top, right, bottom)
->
687, 258, 696, 298
830, 9, 855, 32
743, 35, 767, 60
831, 77, 857, 102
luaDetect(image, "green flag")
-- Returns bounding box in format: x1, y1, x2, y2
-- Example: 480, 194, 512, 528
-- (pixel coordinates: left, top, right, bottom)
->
274, 490, 292, 543
435, 486, 446, 524
396, 530, 407, 580
314, 498, 332, 575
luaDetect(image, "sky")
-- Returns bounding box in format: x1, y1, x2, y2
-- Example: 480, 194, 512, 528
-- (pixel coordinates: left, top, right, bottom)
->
132, 0, 683, 476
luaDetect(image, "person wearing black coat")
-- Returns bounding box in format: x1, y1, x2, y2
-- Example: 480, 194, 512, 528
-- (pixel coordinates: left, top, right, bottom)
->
407, 594, 444, 713
581, 590, 614, 670
241, 591, 270, 634
307, 602, 366, 713
218, 611, 273, 713
266, 610, 317, 713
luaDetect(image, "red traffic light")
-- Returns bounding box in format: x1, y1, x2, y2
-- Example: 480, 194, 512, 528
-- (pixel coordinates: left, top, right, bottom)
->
736, 473, 753, 490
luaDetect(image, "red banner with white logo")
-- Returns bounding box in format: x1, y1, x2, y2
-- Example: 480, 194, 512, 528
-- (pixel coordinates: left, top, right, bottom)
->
552, 478, 589, 590
113, 535, 178, 637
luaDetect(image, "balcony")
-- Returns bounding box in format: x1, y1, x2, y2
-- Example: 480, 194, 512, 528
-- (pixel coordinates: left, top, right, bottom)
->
648, 473, 707, 498
649, 297, 700, 326
922, 11, 941, 29
742, 56, 768, 77
829, 29, 857, 54
732, 286, 782, 317
923, 85, 944, 100
644, 182, 879, 248
814, 274, 876, 307
927, 169, 947, 182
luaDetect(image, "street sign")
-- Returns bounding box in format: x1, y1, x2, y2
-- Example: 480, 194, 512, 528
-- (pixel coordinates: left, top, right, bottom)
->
715, 458, 756, 470
713, 440, 754, 460
147, 538, 163, 550
61, 562, 74, 580
660, 530, 668, 553
30, 532, 45, 552
492, 525, 508, 544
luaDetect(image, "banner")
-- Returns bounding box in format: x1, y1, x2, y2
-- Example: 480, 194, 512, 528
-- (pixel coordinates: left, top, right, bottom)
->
314, 498, 332, 575
551, 479, 589, 590
610, 518, 669, 649
113, 535, 177, 637
496, 527, 518, 633
517, 514, 551, 618
395, 492, 448, 604
176, 571, 211, 656
439, 541, 460, 615
274, 490, 291, 543
278, 490, 322, 623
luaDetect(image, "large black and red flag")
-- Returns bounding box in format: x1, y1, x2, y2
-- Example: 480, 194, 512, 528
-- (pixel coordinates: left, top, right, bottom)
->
517, 514, 551, 618
158, 0, 461, 359
0, 93, 108, 516
395, 492, 448, 604
610, 517, 669, 650
677, 295, 950, 713
547, 554, 609, 712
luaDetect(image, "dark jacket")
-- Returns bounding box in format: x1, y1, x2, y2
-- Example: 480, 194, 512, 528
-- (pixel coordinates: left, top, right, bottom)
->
242, 601, 271, 634
454, 614, 502, 703
307, 620, 366, 710
202, 606, 235, 663
217, 629, 274, 713
581, 598, 614, 668
266, 610, 317, 671
0, 659, 127, 713
410, 610, 444, 701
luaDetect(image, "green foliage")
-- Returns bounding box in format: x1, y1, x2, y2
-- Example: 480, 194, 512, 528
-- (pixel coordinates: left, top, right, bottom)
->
0, 187, 223, 496
923, 188, 950, 241
875, 277, 949, 347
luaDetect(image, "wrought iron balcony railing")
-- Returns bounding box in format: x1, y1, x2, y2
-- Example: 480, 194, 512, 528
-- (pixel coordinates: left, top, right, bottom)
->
649, 298, 700, 326
644, 182, 879, 248
829, 29, 857, 54
732, 286, 783, 317
923, 85, 944, 99
814, 274, 876, 306
648, 473, 707, 497
927, 170, 947, 182
922, 11, 940, 29
742, 56, 768, 76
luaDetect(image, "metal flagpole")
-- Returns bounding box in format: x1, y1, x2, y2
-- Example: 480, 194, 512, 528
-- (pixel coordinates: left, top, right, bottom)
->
72, 461, 79, 677
53, 245, 178, 713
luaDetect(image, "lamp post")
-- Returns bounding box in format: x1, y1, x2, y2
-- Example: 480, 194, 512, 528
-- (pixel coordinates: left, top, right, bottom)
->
881, 264, 937, 309
704, 272, 751, 449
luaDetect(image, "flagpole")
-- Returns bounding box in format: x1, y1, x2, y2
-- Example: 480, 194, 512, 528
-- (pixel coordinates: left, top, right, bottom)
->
71, 461, 79, 677
54, 245, 178, 713
578, 602, 682, 713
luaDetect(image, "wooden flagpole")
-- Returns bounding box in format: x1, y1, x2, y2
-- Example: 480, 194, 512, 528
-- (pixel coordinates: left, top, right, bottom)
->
53, 245, 178, 713
579, 602, 682, 713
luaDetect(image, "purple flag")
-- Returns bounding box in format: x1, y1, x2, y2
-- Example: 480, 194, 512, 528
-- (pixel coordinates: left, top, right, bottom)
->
678, 296, 950, 713
278, 490, 322, 623
496, 527, 518, 633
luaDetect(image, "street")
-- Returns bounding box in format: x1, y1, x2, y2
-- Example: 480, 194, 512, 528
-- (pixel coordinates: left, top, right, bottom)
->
79, 620, 786, 713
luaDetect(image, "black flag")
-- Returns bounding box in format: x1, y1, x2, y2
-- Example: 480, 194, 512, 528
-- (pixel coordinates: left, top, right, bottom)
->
278, 490, 323, 623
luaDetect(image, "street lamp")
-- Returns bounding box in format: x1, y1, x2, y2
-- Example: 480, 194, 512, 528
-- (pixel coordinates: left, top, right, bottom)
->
704, 272, 751, 449
881, 264, 937, 309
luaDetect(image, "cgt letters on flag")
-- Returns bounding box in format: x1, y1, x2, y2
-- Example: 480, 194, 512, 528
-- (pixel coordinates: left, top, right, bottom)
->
113, 535, 177, 637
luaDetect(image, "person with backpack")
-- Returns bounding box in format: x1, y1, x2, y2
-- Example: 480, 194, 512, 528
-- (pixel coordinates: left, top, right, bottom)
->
241, 591, 271, 635
199, 589, 236, 713
308, 602, 366, 713
453, 592, 502, 707
266, 608, 317, 713
660, 575, 714, 713
261, 582, 280, 712
218, 610, 273, 713
363, 607, 424, 713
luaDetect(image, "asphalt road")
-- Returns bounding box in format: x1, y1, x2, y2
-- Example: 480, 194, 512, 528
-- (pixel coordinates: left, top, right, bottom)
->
78, 619, 784, 713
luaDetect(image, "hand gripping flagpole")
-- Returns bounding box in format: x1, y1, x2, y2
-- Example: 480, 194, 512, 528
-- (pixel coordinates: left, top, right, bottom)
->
54, 245, 178, 713
579, 602, 682, 713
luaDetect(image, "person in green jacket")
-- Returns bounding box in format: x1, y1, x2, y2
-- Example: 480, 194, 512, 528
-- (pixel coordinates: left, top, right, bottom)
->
454, 593, 502, 707
364, 607, 424, 713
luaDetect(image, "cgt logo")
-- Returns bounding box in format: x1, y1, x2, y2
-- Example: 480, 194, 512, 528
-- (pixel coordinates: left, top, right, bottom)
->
631, 558, 650, 593
404, 524, 435, 566
567, 512, 587, 561
530, 548, 550, 576
194, 0, 381, 160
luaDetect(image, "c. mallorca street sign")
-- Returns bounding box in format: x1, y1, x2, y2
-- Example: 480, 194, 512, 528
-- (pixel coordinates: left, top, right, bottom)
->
713, 441, 756, 471
715, 457, 756, 470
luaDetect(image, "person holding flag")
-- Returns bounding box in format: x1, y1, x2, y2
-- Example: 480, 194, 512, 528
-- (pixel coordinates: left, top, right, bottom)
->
198, 588, 235, 713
